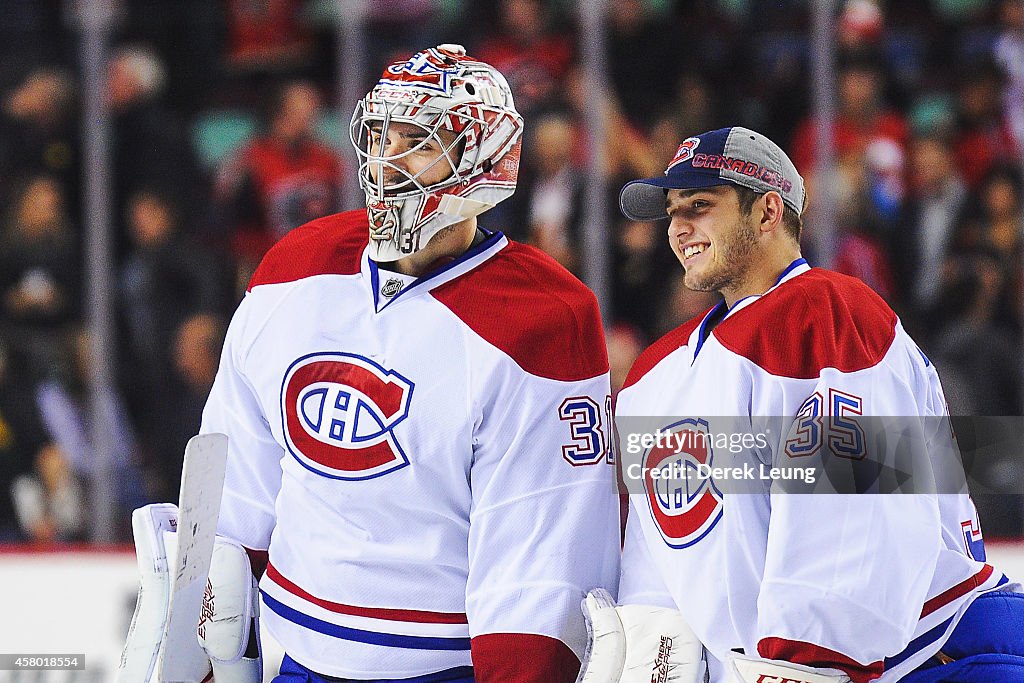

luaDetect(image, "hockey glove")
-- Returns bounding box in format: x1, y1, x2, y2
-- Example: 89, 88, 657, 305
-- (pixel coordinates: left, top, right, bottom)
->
728, 653, 851, 683
575, 588, 707, 683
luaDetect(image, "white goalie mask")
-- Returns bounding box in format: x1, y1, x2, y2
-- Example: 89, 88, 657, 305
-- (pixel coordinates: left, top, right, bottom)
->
350, 44, 524, 262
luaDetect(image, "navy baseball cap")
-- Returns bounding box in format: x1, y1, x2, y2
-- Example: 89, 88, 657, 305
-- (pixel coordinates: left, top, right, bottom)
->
619, 126, 806, 221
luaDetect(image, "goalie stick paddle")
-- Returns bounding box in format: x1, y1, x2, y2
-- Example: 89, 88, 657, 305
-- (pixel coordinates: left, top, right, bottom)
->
156, 433, 229, 683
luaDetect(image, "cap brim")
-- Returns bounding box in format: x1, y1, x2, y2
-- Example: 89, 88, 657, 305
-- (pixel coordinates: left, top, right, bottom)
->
618, 174, 731, 221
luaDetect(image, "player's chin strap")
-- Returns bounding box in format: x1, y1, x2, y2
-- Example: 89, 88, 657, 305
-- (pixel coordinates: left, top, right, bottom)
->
436, 193, 494, 219
119, 503, 262, 683
575, 589, 708, 683
728, 653, 851, 683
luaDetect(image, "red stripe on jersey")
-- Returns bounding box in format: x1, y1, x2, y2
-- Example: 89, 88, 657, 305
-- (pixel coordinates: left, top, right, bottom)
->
431, 241, 608, 382
621, 308, 711, 390
715, 269, 898, 379
757, 637, 883, 682
247, 209, 369, 290
266, 562, 468, 624
920, 563, 994, 618
471, 632, 580, 683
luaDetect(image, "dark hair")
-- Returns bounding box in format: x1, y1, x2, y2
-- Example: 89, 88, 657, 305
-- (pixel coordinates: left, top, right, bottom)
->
263, 79, 319, 128
732, 185, 802, 241
838, 47, 886, 76
981, 164, 1023, 200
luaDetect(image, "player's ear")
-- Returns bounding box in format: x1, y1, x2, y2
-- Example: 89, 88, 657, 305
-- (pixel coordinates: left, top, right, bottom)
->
757, 191, 786, 235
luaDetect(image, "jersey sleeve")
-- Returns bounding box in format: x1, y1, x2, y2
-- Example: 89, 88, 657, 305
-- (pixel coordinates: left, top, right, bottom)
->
466, 366, 620, 681
200, 294, 284, 551
756, 350, 944, 681
619, 499, 677, 609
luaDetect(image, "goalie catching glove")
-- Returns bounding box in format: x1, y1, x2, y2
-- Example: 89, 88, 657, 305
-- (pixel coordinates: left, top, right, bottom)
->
575, 588, 707, 683
118, 503, 262, 683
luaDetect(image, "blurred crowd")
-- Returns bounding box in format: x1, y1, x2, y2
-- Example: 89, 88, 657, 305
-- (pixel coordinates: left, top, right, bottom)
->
0, 0, 1022, 543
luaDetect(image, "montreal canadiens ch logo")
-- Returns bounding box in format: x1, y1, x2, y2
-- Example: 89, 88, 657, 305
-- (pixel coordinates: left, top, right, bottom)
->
643, 418, 723, 548
280, 352, 414, 480
381, 48, 457, 94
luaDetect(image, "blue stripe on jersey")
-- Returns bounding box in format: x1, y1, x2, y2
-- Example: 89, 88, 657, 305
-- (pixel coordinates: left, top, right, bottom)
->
369, 229, 505, 312
262, 591, 472, 651
277, 654, 475, 683
886, 577, 1012, 672
776, 257, 808, 282
692, 300, 727, 359
885, 615, 955, 670
692, 258, 808, 360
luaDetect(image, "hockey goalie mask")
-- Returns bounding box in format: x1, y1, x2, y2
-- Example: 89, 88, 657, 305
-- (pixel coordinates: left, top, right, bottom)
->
350, 44, 524, 261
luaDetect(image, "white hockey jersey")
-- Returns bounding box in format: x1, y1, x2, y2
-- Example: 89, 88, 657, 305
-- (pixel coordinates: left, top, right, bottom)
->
616, 259, 1014, 683
200, 210, 620, 679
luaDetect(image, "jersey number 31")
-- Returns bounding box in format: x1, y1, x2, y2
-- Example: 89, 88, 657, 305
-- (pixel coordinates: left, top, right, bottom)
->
558, 396, 613, 466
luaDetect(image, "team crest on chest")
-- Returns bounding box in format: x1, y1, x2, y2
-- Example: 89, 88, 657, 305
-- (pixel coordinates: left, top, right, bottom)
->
643, 418, 723, 548
280, 352, 414, 480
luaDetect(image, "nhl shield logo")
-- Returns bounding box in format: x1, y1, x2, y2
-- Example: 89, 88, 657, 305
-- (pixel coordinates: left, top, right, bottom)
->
380, 277, 403, 298
281, 352, 414, 480
643, 418, 723, 548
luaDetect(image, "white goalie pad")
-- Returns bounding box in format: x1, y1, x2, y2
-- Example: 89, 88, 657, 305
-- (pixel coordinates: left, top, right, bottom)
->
576, 589, 707, 683
118, 503, 212, 683
729, 654, 851, 683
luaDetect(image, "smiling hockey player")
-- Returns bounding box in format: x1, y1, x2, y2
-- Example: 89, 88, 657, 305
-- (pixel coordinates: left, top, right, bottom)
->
576, 127, 1024, 683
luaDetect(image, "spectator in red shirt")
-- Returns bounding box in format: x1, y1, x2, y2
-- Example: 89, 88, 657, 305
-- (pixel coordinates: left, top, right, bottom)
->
952, 59, 1020, 191
791, 51, 908, 223
473, 0, 574, 115
792, 52, 908, 171
213, 79, 342, 278
224, 0, 312, 73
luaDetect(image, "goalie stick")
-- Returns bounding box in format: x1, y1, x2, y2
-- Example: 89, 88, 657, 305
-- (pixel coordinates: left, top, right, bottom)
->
118, 433, 229, 683
158, 432, 229, 682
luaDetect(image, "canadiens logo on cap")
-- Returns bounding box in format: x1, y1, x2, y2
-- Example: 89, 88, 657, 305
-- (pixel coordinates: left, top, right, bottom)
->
666, 137, 700, 172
